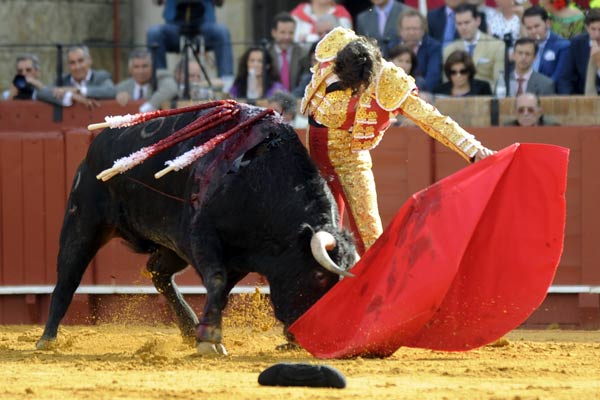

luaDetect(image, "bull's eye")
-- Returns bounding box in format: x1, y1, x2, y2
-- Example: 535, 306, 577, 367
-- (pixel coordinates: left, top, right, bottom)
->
313, 270, 330, 289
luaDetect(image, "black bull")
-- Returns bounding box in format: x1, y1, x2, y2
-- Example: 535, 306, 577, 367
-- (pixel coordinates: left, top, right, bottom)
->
36, 103, 357, 354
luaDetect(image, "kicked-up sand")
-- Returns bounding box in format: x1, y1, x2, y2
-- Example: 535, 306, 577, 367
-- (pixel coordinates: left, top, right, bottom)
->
0, 293, 599, 400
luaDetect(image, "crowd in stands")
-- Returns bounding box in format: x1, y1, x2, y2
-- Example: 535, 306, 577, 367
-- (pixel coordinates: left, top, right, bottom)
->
4, 0, 600, 127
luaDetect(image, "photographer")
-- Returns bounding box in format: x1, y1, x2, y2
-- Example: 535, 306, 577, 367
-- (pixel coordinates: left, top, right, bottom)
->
146, 0, 234, 84
2, 54, 48, 101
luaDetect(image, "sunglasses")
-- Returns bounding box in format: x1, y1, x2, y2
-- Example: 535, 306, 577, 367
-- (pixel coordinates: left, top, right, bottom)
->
517, 106, 537, 114
450, 68, 468, 76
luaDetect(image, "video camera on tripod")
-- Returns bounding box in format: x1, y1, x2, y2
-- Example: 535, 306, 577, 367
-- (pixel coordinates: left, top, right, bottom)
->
173, 0, 213, 99
174, 0, 205, 39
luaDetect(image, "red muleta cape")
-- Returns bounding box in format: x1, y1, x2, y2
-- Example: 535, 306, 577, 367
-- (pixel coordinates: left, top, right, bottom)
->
289, 143, 569, 359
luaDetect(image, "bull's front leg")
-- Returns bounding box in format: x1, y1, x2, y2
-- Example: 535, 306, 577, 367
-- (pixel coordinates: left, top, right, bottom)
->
146, 247, 198, 344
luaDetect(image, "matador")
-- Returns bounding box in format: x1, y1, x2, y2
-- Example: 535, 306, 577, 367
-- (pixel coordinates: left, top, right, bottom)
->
302, 27, 494, 254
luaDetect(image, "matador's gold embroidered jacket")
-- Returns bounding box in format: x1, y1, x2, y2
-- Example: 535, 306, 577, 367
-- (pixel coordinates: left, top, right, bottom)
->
301, 27, 485, 161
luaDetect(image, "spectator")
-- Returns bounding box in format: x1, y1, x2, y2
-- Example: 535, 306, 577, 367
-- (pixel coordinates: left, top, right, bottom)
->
291, 41, 318, 98
267, 12, 308, 92
434, 49, 492, 96
539, 0, 584, 39
315, 13, 342, 39
267, 90, 299, 126
173, 57, 223, 100
562, 8, 600, 95
229, 47, 285, 100
504, 92, 560, 126
427, 0, 465, 47
2, 53, 57, 104
146, 0, 234, 81
509, 37, 555, 96
387, 8, 442, 92
115, 49, 178, 112
522, 5, 570, 94
387, 44, 426, 89
37, 45, 116, 108
290, 0, 352, 45
484, 0, 523, 42
387, 44, 432, 126
443, 3, 505, 90
356, 0, 413, 57
465, 0, 491, 34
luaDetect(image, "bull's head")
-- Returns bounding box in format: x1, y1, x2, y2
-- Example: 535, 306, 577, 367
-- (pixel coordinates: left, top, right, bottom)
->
267, 224, 358, 330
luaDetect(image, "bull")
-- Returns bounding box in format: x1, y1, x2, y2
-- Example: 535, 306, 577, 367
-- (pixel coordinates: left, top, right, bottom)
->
36, 102, 357, 355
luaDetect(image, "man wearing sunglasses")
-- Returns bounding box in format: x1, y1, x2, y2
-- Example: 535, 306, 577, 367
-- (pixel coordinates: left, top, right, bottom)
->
503, 92, 560, 127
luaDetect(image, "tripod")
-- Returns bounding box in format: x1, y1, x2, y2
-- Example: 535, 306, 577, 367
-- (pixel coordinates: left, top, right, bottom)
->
180, 33, 214, 100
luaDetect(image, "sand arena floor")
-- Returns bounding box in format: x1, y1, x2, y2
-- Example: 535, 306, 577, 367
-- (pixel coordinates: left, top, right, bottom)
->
0, 293, 599, 400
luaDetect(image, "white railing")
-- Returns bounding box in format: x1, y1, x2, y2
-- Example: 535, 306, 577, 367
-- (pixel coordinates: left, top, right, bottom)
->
0, 285, 598, 296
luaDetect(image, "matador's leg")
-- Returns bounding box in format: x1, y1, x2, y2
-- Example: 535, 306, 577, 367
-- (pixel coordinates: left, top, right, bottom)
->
327, 128, 383, 254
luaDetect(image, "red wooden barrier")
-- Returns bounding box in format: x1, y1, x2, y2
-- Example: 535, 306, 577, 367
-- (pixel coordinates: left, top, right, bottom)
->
0, 101, 598, 328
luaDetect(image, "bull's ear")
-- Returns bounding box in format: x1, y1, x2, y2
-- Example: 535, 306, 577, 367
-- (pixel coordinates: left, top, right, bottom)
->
298, 223, 315, 244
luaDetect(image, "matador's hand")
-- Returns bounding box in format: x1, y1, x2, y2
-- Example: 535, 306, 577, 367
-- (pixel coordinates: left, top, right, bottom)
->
474, 147, 496, 162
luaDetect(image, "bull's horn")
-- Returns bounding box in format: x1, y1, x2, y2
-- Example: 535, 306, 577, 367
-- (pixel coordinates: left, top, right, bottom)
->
310, 231, 354, 278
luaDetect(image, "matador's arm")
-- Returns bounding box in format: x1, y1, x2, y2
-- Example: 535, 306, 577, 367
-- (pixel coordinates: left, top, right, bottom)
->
398, 92, 487, 163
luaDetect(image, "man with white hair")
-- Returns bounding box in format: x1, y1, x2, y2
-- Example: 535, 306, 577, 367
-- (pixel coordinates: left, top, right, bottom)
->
503, 93, 559, 127
37, 45, 116, 108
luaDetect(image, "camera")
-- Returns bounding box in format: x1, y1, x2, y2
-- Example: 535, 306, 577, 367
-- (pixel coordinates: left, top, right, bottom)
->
12, 74, 34, 99
175, 0, 205, 38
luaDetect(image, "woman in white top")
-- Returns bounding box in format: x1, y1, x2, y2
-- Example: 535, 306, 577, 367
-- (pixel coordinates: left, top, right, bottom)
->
290, 0, 352, 45
486, 0, 525, 42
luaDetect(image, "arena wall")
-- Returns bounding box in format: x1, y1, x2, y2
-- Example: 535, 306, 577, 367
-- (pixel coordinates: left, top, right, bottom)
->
0, 99, 598, 328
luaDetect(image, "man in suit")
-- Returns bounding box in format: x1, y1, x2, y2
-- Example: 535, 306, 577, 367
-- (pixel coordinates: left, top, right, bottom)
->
522, 6, 570, 94
115, 49, 178, 112
387, 8, 442, 92
427, 0, 465, 47
503, 93, 560, 127
443, 3, 505, 90
509, 38, 555, 96
37, 45, 116, 108
561, 8, 600, 95
356, 0, 413, 57
267, 12, 307, 92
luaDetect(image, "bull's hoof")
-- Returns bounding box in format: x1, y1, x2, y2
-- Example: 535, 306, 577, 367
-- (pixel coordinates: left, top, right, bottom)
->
275, 342, 302, 351
196, 342, 228, 357
35, 338, 57, 351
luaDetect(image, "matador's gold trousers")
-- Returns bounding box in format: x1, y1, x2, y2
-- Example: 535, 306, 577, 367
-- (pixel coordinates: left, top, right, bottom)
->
308, 126, 382, 255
